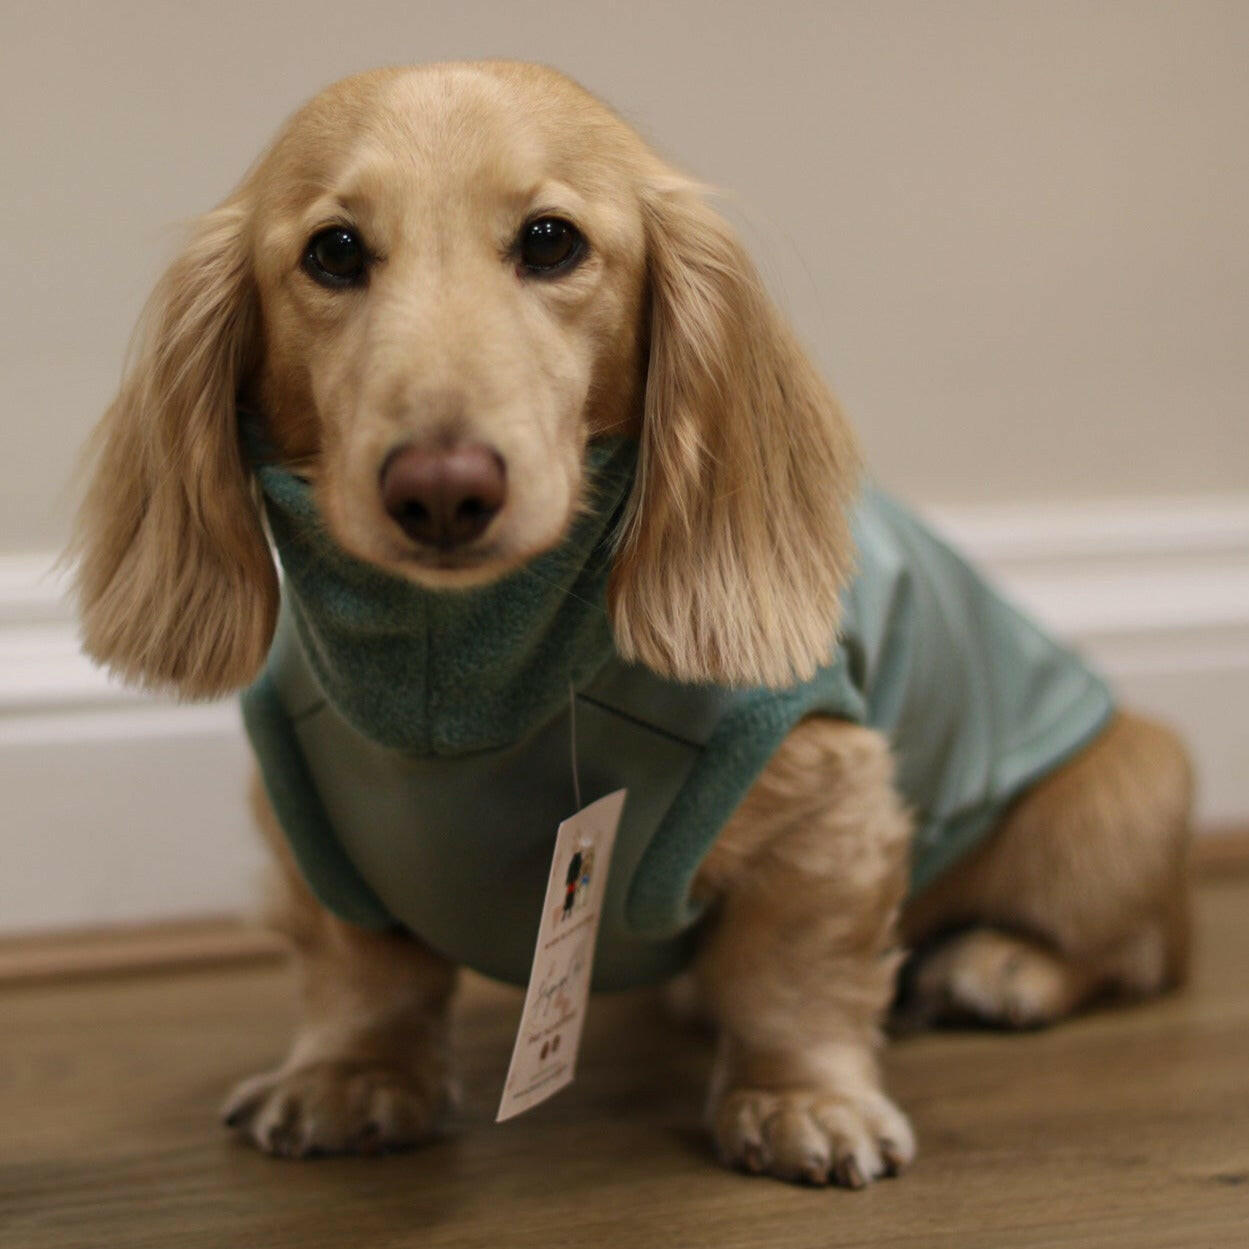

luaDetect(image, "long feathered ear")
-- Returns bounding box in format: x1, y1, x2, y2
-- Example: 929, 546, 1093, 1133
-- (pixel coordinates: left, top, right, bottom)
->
609, 178, 861, 688
70, 199, 277, 698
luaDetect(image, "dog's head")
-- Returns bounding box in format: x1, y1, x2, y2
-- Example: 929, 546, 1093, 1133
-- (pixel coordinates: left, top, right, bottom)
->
73, 62, 859, 697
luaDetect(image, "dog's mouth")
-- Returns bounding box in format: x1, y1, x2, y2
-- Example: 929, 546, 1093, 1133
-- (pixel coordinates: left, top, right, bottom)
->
402, 544, 500, 574
384, 512, 583, 589
381, 490, 590, 587
383, 535, 561, 589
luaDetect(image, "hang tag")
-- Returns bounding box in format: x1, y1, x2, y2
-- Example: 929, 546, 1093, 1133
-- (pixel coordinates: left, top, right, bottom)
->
496, 789, 627, 1122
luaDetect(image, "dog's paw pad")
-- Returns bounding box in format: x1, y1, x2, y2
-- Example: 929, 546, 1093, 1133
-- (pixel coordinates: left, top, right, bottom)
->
220, 1061, 450, 1158
712, 1085, 915, 1188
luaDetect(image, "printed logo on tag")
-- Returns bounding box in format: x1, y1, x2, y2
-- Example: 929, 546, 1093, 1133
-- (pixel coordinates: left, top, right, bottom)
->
496, 789, 627, 1122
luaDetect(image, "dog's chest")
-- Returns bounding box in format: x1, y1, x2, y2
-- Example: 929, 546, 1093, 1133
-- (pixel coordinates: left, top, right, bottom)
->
243, 488, 1115, 990
289, 639, 728, 989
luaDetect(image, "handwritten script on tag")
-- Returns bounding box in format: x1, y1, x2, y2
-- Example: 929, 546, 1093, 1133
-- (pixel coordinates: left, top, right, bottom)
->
496, 789, 627, 1122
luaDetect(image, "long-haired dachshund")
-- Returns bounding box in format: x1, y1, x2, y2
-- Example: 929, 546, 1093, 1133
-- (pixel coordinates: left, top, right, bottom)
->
72, 62, 1191, 1187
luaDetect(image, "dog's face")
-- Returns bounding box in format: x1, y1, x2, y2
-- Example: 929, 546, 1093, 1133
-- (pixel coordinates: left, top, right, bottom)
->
248, 66, 649, 584
73, 61, 859, 698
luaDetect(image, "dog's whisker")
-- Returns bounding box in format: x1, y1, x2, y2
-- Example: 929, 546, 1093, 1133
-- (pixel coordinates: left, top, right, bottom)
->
515, 560, 610, 619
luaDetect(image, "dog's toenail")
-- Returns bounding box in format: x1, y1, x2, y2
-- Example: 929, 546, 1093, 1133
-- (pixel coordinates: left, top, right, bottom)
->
801, 1155, 830, 1185
838, 1157, 867, 1189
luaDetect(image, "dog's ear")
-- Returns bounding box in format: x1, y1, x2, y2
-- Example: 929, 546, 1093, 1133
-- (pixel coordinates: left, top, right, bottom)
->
71, 199, 277, 698
609, 178, 860, 687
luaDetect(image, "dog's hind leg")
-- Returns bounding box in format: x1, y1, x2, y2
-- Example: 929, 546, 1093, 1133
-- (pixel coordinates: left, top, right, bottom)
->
693, 718, 915, 1188
220, 773, 459, 1157
897, 711, 1193, 1030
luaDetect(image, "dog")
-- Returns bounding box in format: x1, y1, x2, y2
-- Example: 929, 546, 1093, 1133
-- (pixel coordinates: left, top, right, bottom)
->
71, 61, 1192, 1188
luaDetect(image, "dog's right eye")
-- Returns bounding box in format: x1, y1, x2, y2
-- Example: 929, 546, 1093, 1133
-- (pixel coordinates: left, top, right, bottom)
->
303, 227, 367, 288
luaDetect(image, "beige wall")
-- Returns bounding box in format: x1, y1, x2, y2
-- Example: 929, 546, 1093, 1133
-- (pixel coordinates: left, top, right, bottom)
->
3, 0, 1246, 555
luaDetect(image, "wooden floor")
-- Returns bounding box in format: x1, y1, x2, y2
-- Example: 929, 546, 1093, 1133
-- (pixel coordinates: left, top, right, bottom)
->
2, 878, 1248, 1249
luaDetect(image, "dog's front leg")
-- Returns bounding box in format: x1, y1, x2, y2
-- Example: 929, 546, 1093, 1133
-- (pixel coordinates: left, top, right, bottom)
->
692, 719, 914, 1187
221, 777, 458, 1157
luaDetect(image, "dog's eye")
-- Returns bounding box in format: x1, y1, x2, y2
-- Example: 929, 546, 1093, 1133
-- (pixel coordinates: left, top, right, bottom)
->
518, 217, 584, 274
303, 227, 367, 288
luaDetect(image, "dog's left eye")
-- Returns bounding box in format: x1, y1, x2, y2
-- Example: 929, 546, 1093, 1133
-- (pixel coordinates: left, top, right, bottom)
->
517, 218, 585, 274
303, 227, 368, 288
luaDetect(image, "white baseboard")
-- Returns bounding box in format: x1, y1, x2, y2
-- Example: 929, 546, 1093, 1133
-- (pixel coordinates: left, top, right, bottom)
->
0, 563, 262, 934
3, 493, 1247, 936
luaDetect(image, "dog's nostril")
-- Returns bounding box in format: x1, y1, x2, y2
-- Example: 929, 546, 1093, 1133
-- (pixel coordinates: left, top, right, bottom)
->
380, 442, 507, 550
455, 496, 492, 524
399, 499, 432, 525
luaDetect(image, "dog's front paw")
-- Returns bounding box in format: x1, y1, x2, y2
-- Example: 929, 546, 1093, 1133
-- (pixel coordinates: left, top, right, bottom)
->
220, 1060, 454, 1158
711, 1083, 915, 1188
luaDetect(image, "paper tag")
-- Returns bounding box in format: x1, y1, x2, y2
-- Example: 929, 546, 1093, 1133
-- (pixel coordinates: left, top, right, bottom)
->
496, 789, 627, 1122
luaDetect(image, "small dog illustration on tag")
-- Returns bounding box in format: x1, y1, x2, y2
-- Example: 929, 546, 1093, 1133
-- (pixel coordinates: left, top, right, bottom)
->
558, 839, 597, 922
575, 845, 596, 911
560, 850, 582, 921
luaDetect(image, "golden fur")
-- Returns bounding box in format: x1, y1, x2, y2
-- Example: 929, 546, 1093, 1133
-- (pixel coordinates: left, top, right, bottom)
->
72, 62, 1192, 1187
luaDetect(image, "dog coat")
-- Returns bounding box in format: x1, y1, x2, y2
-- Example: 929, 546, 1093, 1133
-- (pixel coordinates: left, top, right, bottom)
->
242, 438, 1114, 990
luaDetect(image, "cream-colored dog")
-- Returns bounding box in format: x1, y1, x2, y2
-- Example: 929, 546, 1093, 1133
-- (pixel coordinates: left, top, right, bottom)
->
73, 62, 1191, 1188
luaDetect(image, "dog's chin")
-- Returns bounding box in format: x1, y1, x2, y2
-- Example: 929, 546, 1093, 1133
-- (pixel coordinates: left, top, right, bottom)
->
363, 520, 576, 592
389, 546, 520, 590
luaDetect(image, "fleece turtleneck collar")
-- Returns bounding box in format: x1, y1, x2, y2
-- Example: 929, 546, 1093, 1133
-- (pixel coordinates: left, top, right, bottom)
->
252, 437, 638, 757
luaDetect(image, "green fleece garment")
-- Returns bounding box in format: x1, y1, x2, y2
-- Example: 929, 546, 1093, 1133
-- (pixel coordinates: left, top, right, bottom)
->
241, 437, 1114, 990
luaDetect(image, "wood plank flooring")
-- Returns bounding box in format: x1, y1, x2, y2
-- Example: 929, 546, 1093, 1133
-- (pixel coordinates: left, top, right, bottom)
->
2, 876, 1247, 1248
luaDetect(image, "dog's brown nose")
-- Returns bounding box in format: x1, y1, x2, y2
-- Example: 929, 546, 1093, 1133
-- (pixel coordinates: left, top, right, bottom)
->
380, 442, 507, 548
